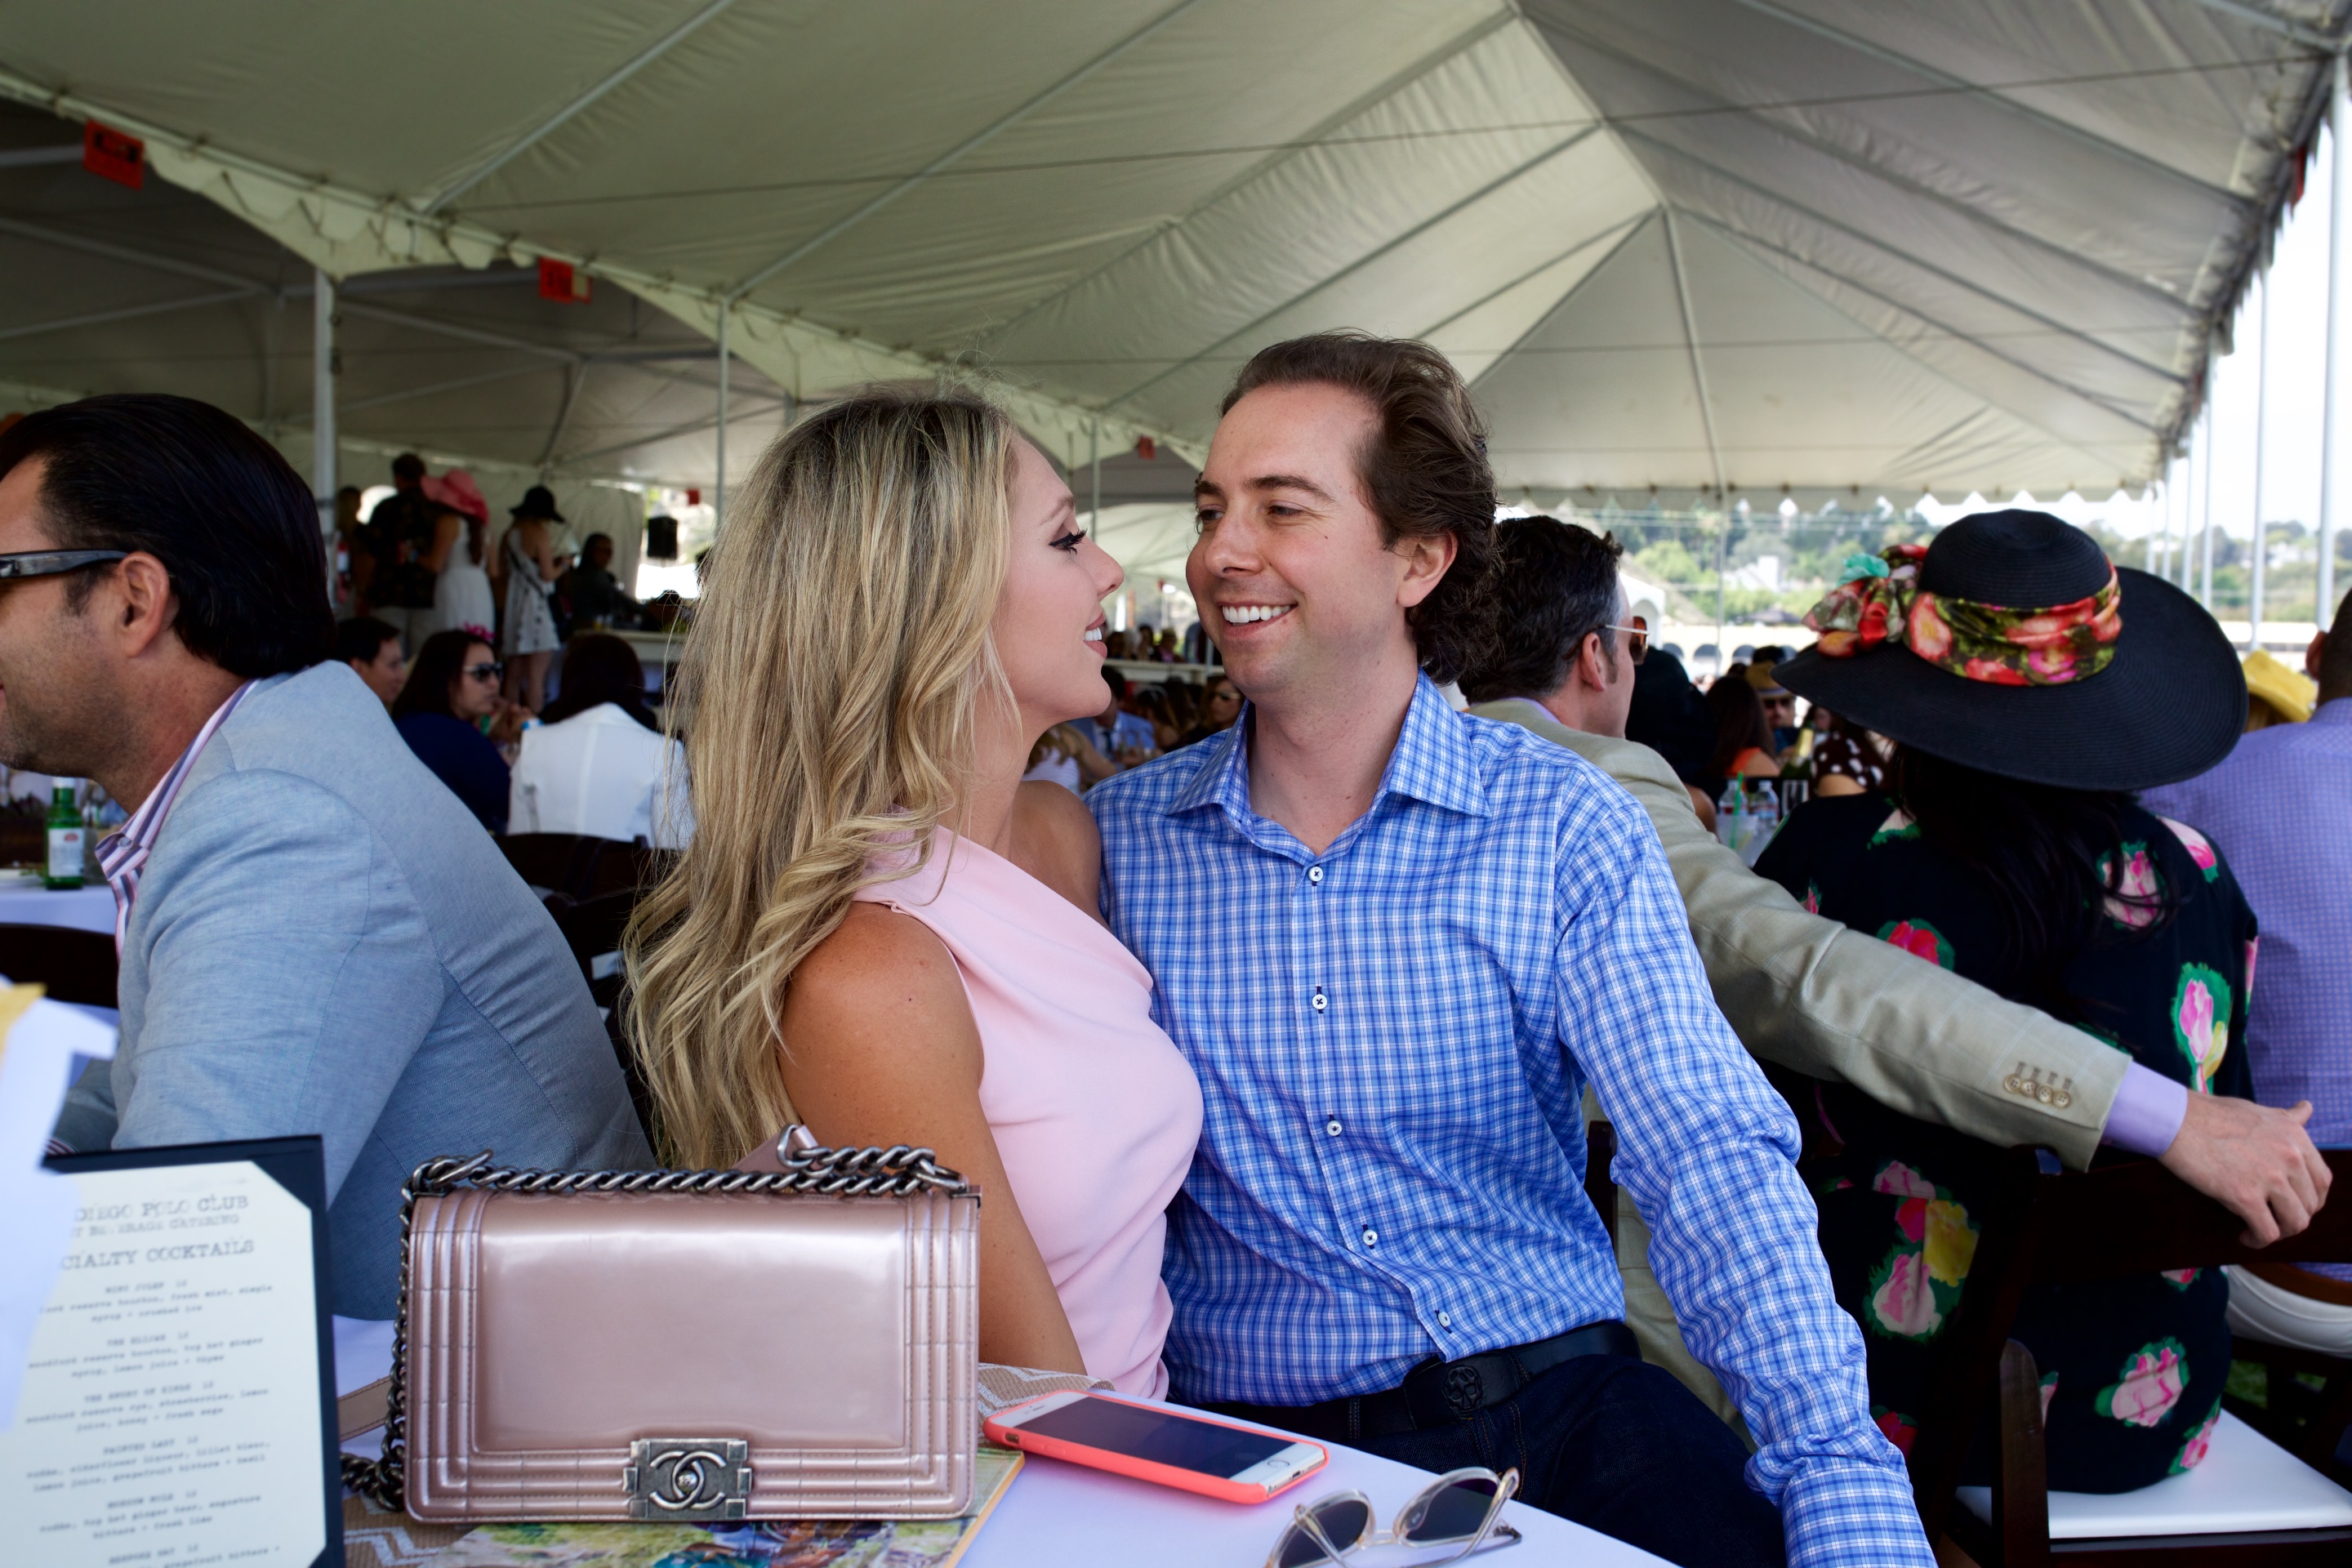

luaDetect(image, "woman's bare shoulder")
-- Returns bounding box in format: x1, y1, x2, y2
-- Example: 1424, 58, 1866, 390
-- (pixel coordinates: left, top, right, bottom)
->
786, 903, 975, 1051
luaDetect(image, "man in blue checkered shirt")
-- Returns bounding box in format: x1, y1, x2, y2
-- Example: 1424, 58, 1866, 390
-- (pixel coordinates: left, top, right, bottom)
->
1088, 335, 1931, 1568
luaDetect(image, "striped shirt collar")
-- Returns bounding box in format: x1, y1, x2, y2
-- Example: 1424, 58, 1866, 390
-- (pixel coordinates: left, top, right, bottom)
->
98, 679, 255, 949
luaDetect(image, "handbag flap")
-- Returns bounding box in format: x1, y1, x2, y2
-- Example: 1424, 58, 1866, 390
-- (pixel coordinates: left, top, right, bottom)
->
473, 1190, 911, 1449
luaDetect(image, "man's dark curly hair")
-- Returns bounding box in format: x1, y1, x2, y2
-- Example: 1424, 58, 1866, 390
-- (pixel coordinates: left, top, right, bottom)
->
1221, 332, 1499, 684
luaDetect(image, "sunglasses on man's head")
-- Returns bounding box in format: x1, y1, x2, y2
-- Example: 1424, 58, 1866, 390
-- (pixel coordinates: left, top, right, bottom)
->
0, 549, 128, 581
462, 661, 504, 682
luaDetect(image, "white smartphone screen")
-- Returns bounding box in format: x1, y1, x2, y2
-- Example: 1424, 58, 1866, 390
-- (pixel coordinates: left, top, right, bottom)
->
1012, 1396, 1294, 1479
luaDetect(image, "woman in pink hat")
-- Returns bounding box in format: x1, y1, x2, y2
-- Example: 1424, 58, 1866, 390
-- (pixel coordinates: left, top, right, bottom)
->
423, 469, 497, 639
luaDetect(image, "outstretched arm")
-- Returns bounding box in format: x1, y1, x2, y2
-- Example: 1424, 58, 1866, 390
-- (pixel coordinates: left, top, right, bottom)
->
781, 902, 1086, 1375
1593, 734, 2327, 1241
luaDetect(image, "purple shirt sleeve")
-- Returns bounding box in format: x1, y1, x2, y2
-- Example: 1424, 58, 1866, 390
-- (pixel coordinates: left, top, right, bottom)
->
2101, 1061, 2189, 1156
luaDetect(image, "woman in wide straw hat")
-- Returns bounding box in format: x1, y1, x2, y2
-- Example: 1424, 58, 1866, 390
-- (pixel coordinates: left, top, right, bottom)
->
1757, 509, 2253, 1492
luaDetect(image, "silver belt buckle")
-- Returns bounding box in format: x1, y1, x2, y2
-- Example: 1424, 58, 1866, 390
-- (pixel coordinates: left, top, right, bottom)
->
623, 1437, 753, 1521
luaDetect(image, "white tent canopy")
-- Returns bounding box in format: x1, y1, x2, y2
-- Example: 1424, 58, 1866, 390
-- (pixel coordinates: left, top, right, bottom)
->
0, 0, 2339, 513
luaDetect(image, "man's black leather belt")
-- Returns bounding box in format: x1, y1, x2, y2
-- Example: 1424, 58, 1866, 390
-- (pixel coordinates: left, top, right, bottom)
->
1202, 1320, 1638, 1445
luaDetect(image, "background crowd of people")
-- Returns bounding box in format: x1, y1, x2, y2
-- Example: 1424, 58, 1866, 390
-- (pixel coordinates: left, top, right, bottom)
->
323, 452, 691, 845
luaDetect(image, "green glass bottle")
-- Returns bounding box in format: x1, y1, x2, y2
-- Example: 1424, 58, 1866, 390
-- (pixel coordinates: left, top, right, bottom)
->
44, 781, 85, 890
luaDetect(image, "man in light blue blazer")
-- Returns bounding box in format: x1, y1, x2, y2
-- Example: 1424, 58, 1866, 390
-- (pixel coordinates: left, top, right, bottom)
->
0, 394, 648, 1318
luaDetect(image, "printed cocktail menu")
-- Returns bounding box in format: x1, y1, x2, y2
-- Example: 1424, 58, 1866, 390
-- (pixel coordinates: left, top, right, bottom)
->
0, 1141, 340, 1567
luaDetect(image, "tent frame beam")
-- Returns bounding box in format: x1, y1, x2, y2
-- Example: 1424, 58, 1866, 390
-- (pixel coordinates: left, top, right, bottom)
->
1723, 0, 2251, 207
0, 210, 793, 408
1662, 211, 1726, 499
423, 0, 743, 215
0, 287, 255, 342
1105, 124, 1605, 411
0, 214, 266, 295
283, 359, 556, 424
1682, 207, 2146, 474
724, 0, 1210, 303
335, 299, 579, 363
551, 390, 792, 469
1621, 127, 2179, 394
978, 2, 1521, 349
541, 362, 587, 470
1464, 214, 1656, 390
2179, 0, 2340, 52
1534, 11, 2198, 319
1419, 211, 1647, 342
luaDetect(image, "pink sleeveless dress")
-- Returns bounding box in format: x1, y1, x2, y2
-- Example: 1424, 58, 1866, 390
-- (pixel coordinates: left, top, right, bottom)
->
853, 827, 1201, 1397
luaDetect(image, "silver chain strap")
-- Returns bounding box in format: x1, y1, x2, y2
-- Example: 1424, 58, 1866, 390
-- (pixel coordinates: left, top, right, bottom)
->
340, 1128, 968, 1512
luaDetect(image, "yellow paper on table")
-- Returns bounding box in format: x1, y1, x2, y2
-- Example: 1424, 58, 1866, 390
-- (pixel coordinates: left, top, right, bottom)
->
412, 1444, 1026, 1568
0, 982, 43, 1062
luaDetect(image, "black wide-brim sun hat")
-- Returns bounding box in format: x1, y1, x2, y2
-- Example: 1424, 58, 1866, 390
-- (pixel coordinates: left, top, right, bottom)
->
509, 482, 567, 523
1775, 509, 2246, 792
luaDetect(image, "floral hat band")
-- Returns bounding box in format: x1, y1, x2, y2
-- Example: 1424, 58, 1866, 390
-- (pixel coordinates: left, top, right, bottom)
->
1802, 542, 2123, 688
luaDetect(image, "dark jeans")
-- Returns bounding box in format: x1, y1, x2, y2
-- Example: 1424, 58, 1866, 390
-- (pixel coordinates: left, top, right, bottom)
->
1354, 1355, 1784, 1568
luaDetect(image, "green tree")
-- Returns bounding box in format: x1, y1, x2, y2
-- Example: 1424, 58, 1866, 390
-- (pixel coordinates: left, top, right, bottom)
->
1634, 538, 1703, 586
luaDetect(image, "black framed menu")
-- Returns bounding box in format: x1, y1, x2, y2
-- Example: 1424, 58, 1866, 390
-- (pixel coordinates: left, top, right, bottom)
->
3, 1135, 341, 1567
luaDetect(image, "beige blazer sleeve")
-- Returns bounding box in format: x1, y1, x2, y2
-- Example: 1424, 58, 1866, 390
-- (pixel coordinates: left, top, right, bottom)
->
1468, 699, 2126, 1169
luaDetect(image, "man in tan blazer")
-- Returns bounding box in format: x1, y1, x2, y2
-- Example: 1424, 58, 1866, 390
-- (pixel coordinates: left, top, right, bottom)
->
1463, 518, 2332, 1420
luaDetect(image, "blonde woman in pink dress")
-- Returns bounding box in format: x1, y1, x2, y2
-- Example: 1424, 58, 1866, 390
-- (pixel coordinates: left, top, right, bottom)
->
626, 390, 1201, 1396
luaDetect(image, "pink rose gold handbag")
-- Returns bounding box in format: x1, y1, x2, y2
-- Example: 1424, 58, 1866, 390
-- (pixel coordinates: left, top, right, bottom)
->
342, 1127, 978, 1523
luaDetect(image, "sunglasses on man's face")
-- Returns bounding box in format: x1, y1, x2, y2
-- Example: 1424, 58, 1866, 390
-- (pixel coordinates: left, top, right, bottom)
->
1598, 613, 1648, 665
0, 549, 129, 581
462, 662, 505, 683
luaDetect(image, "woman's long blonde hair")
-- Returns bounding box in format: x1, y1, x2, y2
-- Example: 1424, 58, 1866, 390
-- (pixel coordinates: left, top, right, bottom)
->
624, 386, 1017, 1168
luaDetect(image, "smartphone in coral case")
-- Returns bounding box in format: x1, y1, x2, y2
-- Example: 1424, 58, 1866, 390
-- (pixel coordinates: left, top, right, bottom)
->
982, 1390, 1329, 1503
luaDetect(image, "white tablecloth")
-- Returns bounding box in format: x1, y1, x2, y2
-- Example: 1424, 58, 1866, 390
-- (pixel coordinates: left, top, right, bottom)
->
332, 1321, 1667, 1566
0, 875, 114, 935
961, 1439, 1667, 1566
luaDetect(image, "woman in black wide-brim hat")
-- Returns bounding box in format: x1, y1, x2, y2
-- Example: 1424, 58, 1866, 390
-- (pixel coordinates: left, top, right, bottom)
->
1757, 509, 2255, 1494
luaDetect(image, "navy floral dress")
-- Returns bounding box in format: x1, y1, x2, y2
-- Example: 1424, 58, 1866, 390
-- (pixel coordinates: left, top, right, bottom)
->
1757, 794, 2255, 1493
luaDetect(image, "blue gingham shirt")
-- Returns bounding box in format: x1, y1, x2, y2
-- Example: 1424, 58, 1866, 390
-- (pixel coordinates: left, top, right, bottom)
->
2144, 697, 2352, 1278
1090, 677, 1930, 1568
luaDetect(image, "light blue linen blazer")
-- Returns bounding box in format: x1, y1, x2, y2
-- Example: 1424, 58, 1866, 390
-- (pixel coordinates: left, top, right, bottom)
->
54, 662, 651, 1316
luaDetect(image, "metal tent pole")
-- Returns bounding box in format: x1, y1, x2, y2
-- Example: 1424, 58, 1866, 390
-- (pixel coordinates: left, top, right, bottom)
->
2320, 51, 2348, 626
2186, 412, 2205, 589
1088, 417, 1101, 535
2146, 473, 2162, 573
312, 267, 336, 571
1713, 501, 1727, 675
714, 305, 728, 533
2167, 430, 2185, 583
2199, 399, 2217, 605
2251, 270, 2270, 649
